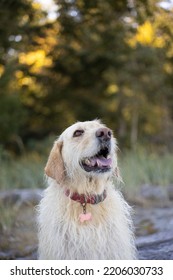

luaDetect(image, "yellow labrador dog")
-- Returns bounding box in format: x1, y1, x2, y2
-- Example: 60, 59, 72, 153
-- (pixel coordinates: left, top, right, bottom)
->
38, 120, 136, 259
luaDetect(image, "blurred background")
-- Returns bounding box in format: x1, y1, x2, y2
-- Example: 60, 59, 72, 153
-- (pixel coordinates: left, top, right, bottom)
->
0, 0, 173, 259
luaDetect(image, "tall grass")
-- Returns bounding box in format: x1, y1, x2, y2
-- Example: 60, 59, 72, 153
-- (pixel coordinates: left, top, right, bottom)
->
0, 153, 45, 190
1, 142, 173, 193
0, 136, 55, 190
120, 148, 173, 196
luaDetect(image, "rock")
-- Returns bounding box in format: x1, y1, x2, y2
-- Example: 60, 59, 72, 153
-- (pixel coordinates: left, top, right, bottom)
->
134, 206, 173, 236
0, 188, 173, 260
0, 245, 38, 260
168, 185, 173, 200
137, 231, 173, 260
134, 206, 173, 260
136, 184, 170, 207
0, 189, 43, 207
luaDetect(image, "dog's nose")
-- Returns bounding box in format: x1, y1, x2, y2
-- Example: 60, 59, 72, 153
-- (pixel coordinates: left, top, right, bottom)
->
96, 128, 112, 142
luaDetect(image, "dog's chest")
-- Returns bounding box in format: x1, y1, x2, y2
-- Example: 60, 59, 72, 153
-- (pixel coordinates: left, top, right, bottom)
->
53, 213, 117, 259
38, 185, 136, 259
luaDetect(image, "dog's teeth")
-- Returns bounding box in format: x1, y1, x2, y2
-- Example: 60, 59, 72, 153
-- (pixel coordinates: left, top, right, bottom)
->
107, 155, 111, 159
85, 159, 91, 165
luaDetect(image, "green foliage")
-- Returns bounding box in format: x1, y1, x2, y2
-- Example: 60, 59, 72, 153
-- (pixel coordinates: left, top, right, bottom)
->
0, 0, 173, 151
0, 93, 26, 143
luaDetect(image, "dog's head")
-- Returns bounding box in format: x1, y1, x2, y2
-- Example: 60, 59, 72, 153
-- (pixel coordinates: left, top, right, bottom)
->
45, 120, 120, 184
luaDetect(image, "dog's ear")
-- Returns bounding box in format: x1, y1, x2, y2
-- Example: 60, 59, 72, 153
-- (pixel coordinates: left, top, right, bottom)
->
45, 140, 65, 183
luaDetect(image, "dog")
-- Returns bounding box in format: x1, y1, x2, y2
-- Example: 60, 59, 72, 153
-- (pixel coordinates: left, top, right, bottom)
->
37, 120, 136, 259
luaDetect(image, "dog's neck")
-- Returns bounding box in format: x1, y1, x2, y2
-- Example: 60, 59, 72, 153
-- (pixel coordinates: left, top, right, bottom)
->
63, 174, 110, 194
65, 188, 107, 204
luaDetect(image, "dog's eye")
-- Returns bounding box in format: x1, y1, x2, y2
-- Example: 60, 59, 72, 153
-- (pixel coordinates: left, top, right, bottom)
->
73, 129, 84, 137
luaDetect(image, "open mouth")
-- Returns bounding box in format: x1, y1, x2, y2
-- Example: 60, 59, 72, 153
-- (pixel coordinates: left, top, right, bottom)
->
81, 146, 112, 173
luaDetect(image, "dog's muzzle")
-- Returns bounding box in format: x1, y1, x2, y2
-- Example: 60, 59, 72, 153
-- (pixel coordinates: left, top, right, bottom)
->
81, 127, 112, 173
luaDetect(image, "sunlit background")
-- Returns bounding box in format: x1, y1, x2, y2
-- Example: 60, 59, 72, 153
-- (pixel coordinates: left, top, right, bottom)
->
0, 0, 173, 192
0, 0, 173, 260
0, 0, 173, 190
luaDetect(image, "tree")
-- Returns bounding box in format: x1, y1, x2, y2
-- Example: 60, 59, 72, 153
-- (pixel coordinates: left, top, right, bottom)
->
1, 0, 173, 151
0, 0, 47, 149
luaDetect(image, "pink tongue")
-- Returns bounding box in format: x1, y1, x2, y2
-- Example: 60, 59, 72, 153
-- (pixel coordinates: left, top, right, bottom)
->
90, 156, 112, 167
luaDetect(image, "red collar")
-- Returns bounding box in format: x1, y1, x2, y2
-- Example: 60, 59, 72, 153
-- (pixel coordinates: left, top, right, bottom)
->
65, 189, 107, 205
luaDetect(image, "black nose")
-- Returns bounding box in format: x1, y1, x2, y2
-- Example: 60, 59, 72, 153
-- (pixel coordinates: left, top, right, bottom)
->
96, 128, 112, 142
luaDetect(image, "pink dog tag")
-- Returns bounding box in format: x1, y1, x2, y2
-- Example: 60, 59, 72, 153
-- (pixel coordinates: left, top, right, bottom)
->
79, 212, 92, 223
